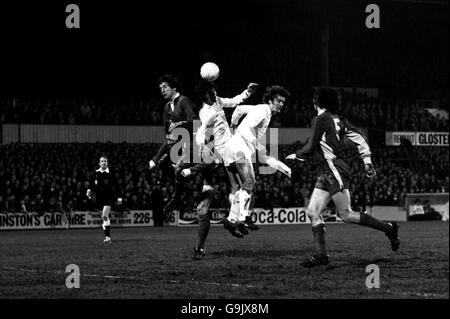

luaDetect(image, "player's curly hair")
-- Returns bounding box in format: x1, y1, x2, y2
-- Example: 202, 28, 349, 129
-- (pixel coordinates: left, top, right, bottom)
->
313, 87, 342, 114
195, 80, 216, 103
158, 74, 182, 91
263, 85, 290, 104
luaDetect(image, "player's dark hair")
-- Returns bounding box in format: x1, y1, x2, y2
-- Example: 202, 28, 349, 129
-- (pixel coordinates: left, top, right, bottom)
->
158, 74, 182, 91
195, 80, 216, 103
99, 155, 108, 160
313, 87, 342, 114
263, 85, 290, 104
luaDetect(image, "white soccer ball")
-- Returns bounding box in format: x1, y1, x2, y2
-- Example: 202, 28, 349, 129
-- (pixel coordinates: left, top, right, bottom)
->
200, 62, 220, 82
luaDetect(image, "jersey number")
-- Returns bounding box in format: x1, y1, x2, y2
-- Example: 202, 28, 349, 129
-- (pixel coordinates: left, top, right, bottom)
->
333, 118, 341, 141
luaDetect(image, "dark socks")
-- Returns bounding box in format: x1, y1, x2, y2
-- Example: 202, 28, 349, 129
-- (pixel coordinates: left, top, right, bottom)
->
172, 180, 184, 202
359, 212, 392, 234
197, 213, 210, 249
312, 224, 327, 256
104, 226, 110, 237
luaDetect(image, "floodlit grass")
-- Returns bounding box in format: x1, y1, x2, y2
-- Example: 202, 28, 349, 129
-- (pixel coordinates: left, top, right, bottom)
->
0, 222, 448, 299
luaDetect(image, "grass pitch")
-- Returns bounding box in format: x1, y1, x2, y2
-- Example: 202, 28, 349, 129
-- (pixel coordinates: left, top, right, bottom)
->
0, 222, 448, 299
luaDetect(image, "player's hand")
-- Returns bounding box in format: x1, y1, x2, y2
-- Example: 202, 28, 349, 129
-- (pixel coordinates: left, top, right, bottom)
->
169, 121, 179, 132
365, 163, 376, 179
86, 189, 92, 199
247, 83, 259, 95
282, 165, 292, 178
117, 198, 123, 205
285, 154, 305, 161
181, 168, 192, 177
285, 154, 297, 161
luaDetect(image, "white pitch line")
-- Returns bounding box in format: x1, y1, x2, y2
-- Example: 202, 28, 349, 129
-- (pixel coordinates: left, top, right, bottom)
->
385, 289, 448, 299
2, 267, 256, 289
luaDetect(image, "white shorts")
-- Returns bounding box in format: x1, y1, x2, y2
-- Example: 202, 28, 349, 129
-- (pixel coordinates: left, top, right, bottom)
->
222, 134, 254, 166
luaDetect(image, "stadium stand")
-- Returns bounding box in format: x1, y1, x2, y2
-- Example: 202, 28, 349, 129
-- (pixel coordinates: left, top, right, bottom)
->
0, 143, 448, 214
1, 94, 448, 130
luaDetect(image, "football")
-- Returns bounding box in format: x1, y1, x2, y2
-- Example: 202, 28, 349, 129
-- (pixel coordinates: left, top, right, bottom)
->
200, 62, 220, 82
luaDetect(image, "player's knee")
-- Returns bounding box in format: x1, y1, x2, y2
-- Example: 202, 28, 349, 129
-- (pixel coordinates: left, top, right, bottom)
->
338, 208, 352, 222
242, 179, 255, 193
230, 183, 239, 195
197, 208, 211, 220
306, 207, 320, 221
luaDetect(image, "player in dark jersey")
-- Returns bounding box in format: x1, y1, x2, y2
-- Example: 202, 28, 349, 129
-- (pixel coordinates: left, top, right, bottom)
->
86, 156, 122, 244
286, 88, 400, 268
148, 74, 195, 171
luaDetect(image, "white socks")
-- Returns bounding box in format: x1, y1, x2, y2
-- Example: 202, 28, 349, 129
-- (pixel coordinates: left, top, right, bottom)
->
227, 193, 239, 222
238, 190, 251, 222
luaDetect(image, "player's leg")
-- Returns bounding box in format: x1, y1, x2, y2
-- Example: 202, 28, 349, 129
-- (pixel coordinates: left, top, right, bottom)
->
102, 205, 112, 243
301, 187, 332, 268
234, 159, 258, 231
332, 189, 400, 251
163, 161, 191, 213
222, 164, 245, 238
225, 164, 242, 223
149, 141, 171, 170
193, 177, 215, 260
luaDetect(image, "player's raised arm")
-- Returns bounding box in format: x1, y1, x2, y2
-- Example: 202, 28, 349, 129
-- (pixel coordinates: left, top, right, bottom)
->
219, 83, 259, 108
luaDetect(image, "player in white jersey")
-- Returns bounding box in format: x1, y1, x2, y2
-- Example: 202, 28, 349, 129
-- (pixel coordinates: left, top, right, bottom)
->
179, 80, 258, 259
193, 80, 259, 239
222, 85, 292, 235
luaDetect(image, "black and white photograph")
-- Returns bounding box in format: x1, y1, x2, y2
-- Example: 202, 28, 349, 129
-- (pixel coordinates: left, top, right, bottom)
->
0, 0, 448, 306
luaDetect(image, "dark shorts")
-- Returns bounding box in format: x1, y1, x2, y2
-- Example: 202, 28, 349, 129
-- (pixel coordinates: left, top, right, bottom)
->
314, 162, 351, 196
96, 196, 115, 208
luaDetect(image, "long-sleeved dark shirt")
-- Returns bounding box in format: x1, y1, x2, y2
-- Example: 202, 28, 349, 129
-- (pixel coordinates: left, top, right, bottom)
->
296, 110, 371, 174
90, 168, 121, 202
162, 94, 195, 135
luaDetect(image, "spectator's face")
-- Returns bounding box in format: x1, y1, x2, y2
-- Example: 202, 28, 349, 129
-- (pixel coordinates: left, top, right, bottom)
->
159, 82, 177, 100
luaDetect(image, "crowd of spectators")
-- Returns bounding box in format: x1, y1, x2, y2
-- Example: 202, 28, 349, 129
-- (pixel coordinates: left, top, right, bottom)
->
0, 143, 448, 215
1, 93, 448, 131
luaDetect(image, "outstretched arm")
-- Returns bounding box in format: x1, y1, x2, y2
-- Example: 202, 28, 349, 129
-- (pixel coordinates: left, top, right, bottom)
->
219, 83, 259, 108
230, 104, 254, 127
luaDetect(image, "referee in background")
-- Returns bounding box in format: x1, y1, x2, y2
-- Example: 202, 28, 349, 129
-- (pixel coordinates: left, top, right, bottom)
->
87, 155, 122, 243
